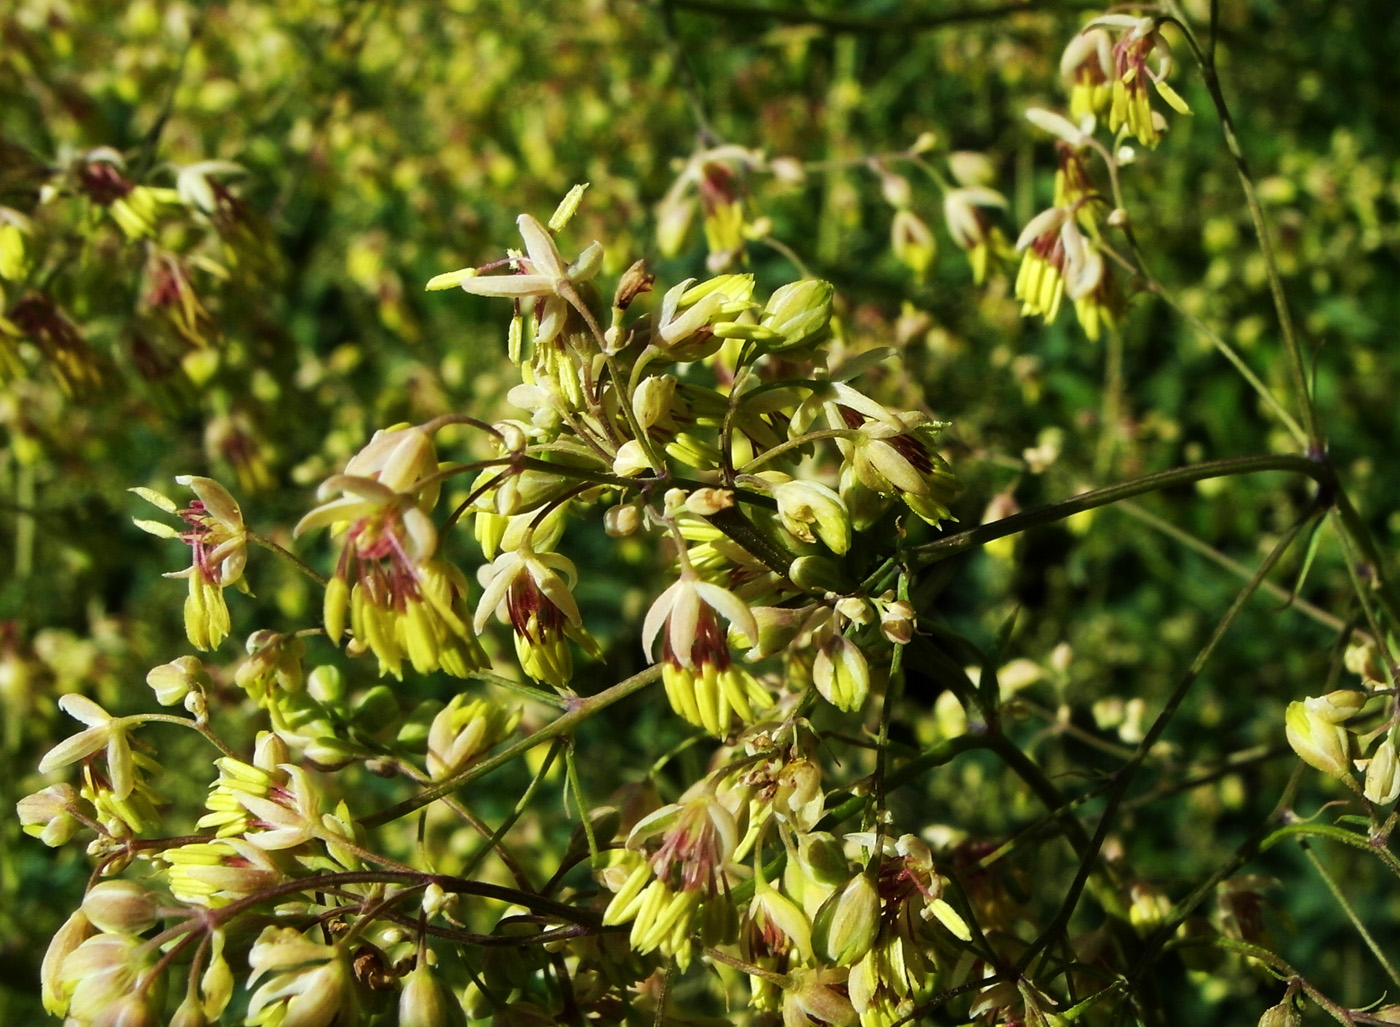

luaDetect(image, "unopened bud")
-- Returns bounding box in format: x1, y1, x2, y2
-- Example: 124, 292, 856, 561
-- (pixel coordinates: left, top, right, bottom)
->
812, 871, 880, 966
1363, 737, 1400, 805
1284, 700, 1352, 778
684, 488, 734, 517
880, 600, 916, 644
81, 880, 161, 935
1305, 690, 1367, 723
18, 784, 79, 847
399, 961, 468, 1027
613, 259, 654, 311
146, 655, 206, 706
1257, 998, 1302, 1027
760, 279, 834, 353
604, 503, 641, 537
813, 635, 870, 712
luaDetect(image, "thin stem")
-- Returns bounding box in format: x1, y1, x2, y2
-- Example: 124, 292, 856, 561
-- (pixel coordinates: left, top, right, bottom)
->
358, 664, 663, 827
1165, 3, 1321, 448
1298, 837, 1400, 988
126, 713, 240, 760
459, 738, 564, 882
1017, 509, 1314, 974
248, 531, 327, 586
909, 453, 1328, 564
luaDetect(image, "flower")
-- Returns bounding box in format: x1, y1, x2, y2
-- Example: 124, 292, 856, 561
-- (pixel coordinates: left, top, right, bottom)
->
474, 543, 597, 688
132, 476, 248, 651
246, 926, 360, 1027
426, 696, 521, 780
1014, 204, 1120, 339
427, 213, 603, 349
1094, 16, 1193, 146
1284, 698, 1352, 779
297, 427, 484, 679
642, 569, 772, 734
39, 694, 135, 801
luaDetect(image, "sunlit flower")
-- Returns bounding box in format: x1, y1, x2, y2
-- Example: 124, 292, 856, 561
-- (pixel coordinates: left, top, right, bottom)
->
474, 544, 596, 688
133, 476, 248, 651
39, 694, 135, 801
427, 213, 603, 349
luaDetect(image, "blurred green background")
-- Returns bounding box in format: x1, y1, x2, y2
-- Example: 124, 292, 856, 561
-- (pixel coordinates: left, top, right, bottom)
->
3, 0, 1400, 1021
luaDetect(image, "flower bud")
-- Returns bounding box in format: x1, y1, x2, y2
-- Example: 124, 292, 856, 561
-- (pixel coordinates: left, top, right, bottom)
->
1363, 737, 1400, 806
18, 783, 80, 847
612, 439, 651, 477
146, 655, 207, 706
399, 961, 468, 1027
812, 871, 880, 966
604, 502, 641, 537
813, 636, 870, 713
1304, 690, 1367, 724
879, 600, 916, 644
773, 480, 850, 554
170, 994, 211, 1027
81, 880, 161, 935
1284, 700, 1352, 778
891, 209, 936, 280
760, 279, 834, 353
1257, 998, 1302, 1027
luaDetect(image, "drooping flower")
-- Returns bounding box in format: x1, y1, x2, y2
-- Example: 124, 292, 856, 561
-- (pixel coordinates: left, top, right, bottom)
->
642, 569, 771, 735
133, 476, 248, 651
427, 212, 603, 350
474, 543, 598, 689
296, 426, 484, 680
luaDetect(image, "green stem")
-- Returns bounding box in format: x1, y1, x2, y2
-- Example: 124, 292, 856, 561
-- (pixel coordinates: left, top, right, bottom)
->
1298, 838, 1400, 988
1018, 509, 1314, 974
249, 531, 327, 587
358, 664, 663, 827
909, 453, 1328, 564
1166, 2, 1321, 449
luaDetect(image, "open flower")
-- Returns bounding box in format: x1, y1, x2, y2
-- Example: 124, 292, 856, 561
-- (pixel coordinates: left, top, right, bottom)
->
643, 569, 771, 734
297, 427, 484, 680
427, 213, 603, 349
133, 476, 248, 651
475, 543, 597, 688
39, 695, 136, 801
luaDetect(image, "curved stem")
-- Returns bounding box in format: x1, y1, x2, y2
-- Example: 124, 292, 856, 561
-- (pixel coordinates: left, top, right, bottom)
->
248, 531, 328, 586
358, 663, 664, 828
910, 453, 1328, 564
1165, 2, 1321, 449
1017, 507, 1315, 974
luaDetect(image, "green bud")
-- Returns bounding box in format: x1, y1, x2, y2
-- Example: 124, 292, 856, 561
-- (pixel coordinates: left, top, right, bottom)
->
81, 880, 161, 935
812, 871, 881, 966
398, 961, 468, 1027
788, 555, 849, 595
774, 480, 851, 554
813, 636, 870, 713
760, 279, 834, 352
351, 685, 400, 731
1284, 700, 1352, 778
307, 664, 345, 704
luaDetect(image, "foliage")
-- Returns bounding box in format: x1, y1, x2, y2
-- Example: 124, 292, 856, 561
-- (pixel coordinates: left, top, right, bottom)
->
5, 1, 1400, 1025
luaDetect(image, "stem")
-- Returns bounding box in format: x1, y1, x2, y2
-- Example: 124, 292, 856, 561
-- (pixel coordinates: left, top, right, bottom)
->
1117, 499, 1348, 634
1017, 509, 1314, 974
358, 664, 663, 827
1297, 838, 1400, 989
126, 712, 240, 760
1166, 2, 1321, 449
248, 531, 327, 586
909, 453, 1328, 564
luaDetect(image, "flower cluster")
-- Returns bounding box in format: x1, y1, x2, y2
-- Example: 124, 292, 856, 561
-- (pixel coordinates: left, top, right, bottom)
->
1014, 15, 1193, 340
